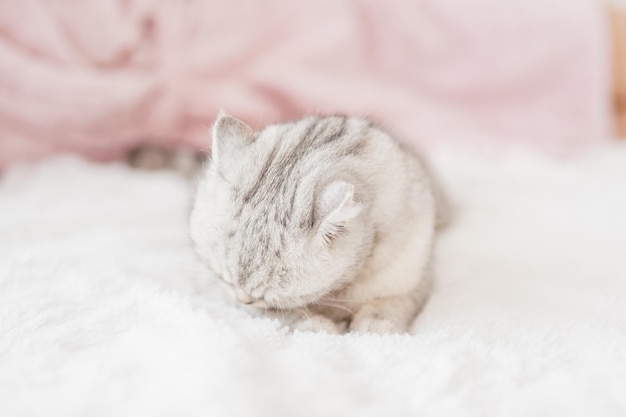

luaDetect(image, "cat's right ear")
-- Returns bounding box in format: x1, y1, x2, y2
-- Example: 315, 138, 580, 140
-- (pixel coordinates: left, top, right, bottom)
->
317, 181, 362, 245
211, 111, 255, 165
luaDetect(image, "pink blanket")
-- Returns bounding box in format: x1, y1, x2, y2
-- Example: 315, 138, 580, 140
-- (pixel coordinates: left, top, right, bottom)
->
0, 0, 612, 167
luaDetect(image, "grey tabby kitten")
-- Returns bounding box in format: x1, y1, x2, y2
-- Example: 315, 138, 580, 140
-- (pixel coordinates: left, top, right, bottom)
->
189, 112, 445, 334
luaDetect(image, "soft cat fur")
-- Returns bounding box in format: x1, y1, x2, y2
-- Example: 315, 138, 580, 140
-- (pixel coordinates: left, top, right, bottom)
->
189, 112, 443, 334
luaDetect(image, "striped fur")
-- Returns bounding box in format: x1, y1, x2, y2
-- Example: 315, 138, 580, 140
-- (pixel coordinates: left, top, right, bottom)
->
190, 113, 440, 334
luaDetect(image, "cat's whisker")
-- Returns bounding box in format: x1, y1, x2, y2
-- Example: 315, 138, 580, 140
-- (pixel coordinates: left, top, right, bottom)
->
299, 307, 312, 320
315, 301, 354, 315
322, 297, 368, 304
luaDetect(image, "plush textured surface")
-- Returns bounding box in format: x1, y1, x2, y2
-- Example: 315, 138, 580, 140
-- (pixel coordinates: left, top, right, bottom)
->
1, 146, 626, 416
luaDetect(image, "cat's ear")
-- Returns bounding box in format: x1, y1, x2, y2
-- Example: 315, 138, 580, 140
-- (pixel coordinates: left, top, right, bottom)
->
211, 110, 255, 164
317, 181, 362, 245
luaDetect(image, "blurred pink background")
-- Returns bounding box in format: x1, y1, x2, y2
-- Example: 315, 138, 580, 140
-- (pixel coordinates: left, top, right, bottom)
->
0, 0, 613, 167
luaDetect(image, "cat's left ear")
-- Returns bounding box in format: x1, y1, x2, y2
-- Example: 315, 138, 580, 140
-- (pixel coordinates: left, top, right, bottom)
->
211, 111, 255, 164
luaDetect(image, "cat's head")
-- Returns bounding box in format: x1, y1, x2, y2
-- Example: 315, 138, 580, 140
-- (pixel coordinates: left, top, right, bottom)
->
190, 112, 371, 310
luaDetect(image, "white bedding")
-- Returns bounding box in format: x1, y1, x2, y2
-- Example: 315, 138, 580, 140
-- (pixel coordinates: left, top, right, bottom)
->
1, 146, 626, 416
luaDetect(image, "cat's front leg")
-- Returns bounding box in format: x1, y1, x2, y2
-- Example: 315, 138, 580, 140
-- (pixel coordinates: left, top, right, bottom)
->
349, 285, 431, 335
269, 309, 340, 334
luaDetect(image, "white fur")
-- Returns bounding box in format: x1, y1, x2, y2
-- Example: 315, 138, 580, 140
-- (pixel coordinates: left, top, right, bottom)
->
2, 146, 626, 415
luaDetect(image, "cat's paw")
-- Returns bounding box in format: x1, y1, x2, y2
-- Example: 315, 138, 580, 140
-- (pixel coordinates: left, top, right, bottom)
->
350, 308, 406, 335
291, 315, 340, 334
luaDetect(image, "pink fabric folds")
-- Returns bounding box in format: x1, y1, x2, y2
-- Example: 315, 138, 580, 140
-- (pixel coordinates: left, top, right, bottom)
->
0, 0, 613, 166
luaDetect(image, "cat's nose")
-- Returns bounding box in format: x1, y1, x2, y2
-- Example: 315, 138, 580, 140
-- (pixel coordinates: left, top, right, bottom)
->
235, 288, 253, 304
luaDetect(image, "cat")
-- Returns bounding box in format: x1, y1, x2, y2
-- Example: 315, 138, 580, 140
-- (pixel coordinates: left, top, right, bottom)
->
188, 111, 447, 334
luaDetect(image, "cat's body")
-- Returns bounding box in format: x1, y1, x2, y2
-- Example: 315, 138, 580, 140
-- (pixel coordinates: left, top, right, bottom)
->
189, 112, 442, 334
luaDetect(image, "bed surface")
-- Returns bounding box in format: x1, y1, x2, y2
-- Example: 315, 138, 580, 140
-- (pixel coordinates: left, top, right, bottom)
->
1, 146, 626, 416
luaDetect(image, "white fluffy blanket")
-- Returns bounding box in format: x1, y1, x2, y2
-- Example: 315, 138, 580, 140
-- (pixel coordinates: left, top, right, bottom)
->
1, 146, 626, 416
